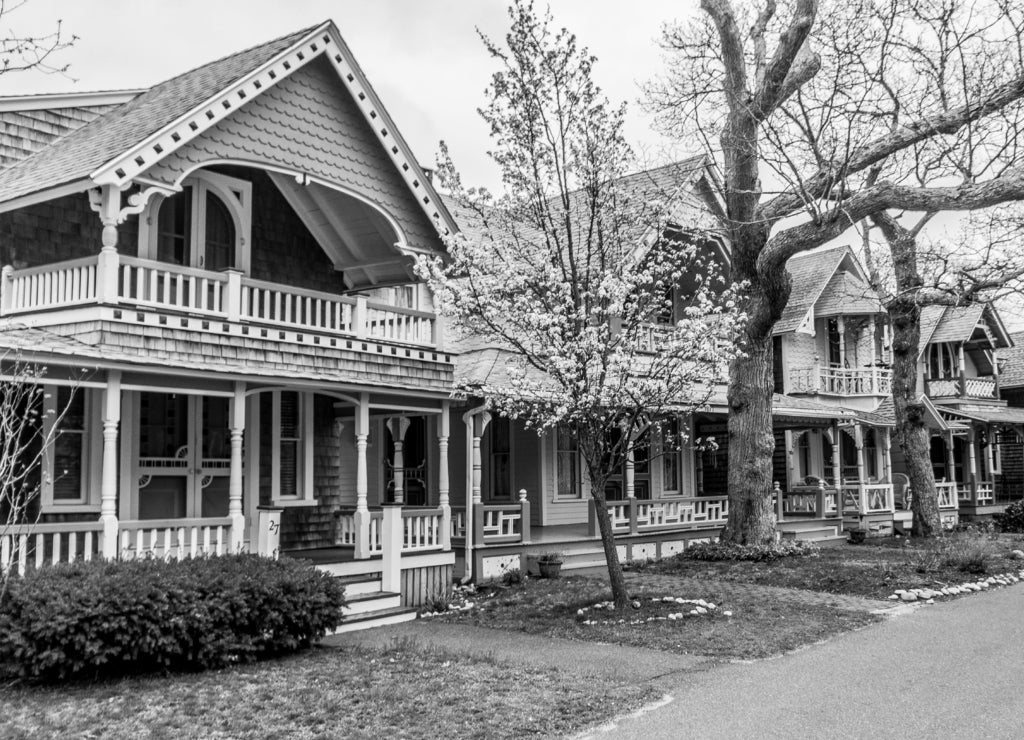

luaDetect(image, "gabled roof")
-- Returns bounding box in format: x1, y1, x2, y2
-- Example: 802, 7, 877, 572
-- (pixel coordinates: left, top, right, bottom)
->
0, 21, 458, 241
998, 331, 1024, 389
774, 246, 881, 335
0, 91, 142, 168
0, 26, 315, 202
917, 303, 1012, 357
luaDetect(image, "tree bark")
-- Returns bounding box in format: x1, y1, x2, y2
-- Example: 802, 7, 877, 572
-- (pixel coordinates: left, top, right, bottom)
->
873, 214, 941, 536
587, 480, 630, 610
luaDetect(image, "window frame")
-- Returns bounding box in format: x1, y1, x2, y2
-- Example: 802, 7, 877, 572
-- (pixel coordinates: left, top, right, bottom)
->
262, 390, 316, 507
139, 170, 253, 273
553, 425, 582, 501
41, 385, 102, 513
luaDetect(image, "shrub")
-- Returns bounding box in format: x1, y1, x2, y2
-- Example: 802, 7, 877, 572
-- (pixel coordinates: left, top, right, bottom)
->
679, 539, 818, 562
904, 532, 996, 575
0, 554, 345, 682
994, 500, 1024, 533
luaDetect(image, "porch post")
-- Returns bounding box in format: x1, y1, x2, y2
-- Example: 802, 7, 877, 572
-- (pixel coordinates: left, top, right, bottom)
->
784, 430, 797, 486
518, 489, 531, 543
831, 423, 842, 488
100, 370, 121, 559
881, 428, 892, 482
470, 411, 491, 546
438, 401, 451, 550
625, 448, 636, 499
946, 431, 957, 483
94, 184, 122, 305
854, 424, 867, 514
968, 426, 979, 505
354, 393, 371, 559
228, 381, 246, 553
386, 416, 411, 505
984, 427, 995, 490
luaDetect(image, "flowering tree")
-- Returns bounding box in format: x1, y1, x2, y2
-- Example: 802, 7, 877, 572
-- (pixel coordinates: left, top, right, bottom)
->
0, 360, 70, 601
649, 0, 1024, 543
419, 1, 741, 608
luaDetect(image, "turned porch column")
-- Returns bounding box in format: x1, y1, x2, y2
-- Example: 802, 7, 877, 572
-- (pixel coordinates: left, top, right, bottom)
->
228, 381, 246, 553
386, 416, 412, 505
354, 393, 371, 559
968, 426, 979, 504
93, 184, 122, 305
945, 431, 957, 483
99, 370, 121, 559
854, 424, 868, 514
881, 428, 892, 482
831, 423, 842, 489
468, 411, 492, 547
438, 401, 451, 550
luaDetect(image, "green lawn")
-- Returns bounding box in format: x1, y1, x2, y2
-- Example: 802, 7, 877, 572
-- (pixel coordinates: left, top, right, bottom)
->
1, 642, 656, 740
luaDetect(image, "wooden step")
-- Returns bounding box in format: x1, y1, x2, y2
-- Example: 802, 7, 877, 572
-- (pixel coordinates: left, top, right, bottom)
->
332, 575, 383, 597
330, 606, 418, 635
343, 591, 401, 615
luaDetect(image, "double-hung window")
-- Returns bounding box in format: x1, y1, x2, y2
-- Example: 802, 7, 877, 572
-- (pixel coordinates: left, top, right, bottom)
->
259, 390, 315, 506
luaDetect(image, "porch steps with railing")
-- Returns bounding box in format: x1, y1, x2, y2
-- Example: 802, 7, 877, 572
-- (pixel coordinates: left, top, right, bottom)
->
319, 569, 418, 634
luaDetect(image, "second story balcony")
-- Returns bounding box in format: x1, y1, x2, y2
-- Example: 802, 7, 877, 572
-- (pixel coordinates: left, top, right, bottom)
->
925, 375, 998, 400
0, 255, 441, 350
789, 364, 893, 397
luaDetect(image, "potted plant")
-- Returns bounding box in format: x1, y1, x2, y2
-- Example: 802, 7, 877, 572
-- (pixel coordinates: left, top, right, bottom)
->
537, 552, 564, 579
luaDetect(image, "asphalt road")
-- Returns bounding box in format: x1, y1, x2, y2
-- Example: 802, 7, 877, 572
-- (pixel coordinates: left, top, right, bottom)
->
589, 586, 1024, 739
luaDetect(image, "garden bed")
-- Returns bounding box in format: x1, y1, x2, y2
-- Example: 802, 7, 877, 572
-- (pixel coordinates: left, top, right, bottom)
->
431, 576, 879, 659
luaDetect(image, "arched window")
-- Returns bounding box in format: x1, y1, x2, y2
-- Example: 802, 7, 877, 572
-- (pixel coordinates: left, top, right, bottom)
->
204, 190, 236, 271
142, 171, 250, 272
928, 343, 959, 379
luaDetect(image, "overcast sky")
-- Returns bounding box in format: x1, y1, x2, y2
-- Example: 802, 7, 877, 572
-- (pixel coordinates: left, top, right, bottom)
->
0, 0, 701, 190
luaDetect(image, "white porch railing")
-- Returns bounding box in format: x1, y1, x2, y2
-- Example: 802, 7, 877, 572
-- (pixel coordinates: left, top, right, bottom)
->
479, 504, 524, 543
1, 257, 98, 313
0, 522, 104, 577
242, 277, 354, 334
935, 481, 958, 509
958, 481, 995, 505
840, 483, 895, 515
118, 517, 233, 560
790, 366, 892, 396
402, 507, 443, 552
599, 495, 728, 535
119, 256, 228, 316
0, 256, 439, 349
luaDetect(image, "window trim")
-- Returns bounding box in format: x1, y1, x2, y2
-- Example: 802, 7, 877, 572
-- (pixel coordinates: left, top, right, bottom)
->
266, 390, 316, 506
486, 416, 514, 502
553, 425, 583, 501
138, 170, 253, 273
41, 385, 102, 513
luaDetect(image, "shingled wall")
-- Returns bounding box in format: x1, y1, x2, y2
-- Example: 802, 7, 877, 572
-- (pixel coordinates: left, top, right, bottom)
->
0, 192, 137, 268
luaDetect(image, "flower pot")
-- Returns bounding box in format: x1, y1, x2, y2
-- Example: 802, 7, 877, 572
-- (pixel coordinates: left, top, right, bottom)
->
538, 560, 563, 578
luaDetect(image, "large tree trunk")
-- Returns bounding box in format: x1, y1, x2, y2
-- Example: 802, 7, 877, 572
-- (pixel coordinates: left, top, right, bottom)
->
721, 330, 778, 544
889, 297, 941, 537
875, 213, 941, 537
722, 255, 790, 544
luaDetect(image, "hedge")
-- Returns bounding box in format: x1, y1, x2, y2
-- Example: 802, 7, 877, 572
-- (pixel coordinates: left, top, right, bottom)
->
0, 554, 346, 681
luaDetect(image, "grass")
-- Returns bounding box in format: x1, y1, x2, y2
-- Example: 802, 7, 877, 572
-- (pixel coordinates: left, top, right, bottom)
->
0, 641, 656, 740
649, 532, 1024, 599
435, 575, 879, 660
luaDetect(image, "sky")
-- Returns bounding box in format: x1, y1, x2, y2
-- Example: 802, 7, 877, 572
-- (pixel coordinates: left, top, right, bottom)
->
0, 0, 701, 190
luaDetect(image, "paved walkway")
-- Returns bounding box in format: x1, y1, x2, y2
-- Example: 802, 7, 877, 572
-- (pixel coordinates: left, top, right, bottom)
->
590, 584, 1024, 739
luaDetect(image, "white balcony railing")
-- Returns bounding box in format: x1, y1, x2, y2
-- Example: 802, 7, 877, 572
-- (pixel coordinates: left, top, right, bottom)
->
1, 256, 439, 349
790, 365, 892, 396
926, 376, 997, 400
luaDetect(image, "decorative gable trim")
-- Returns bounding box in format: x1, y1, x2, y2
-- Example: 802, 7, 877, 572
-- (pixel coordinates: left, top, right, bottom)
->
91, 23, 330, 187
89, 21, 457, 243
